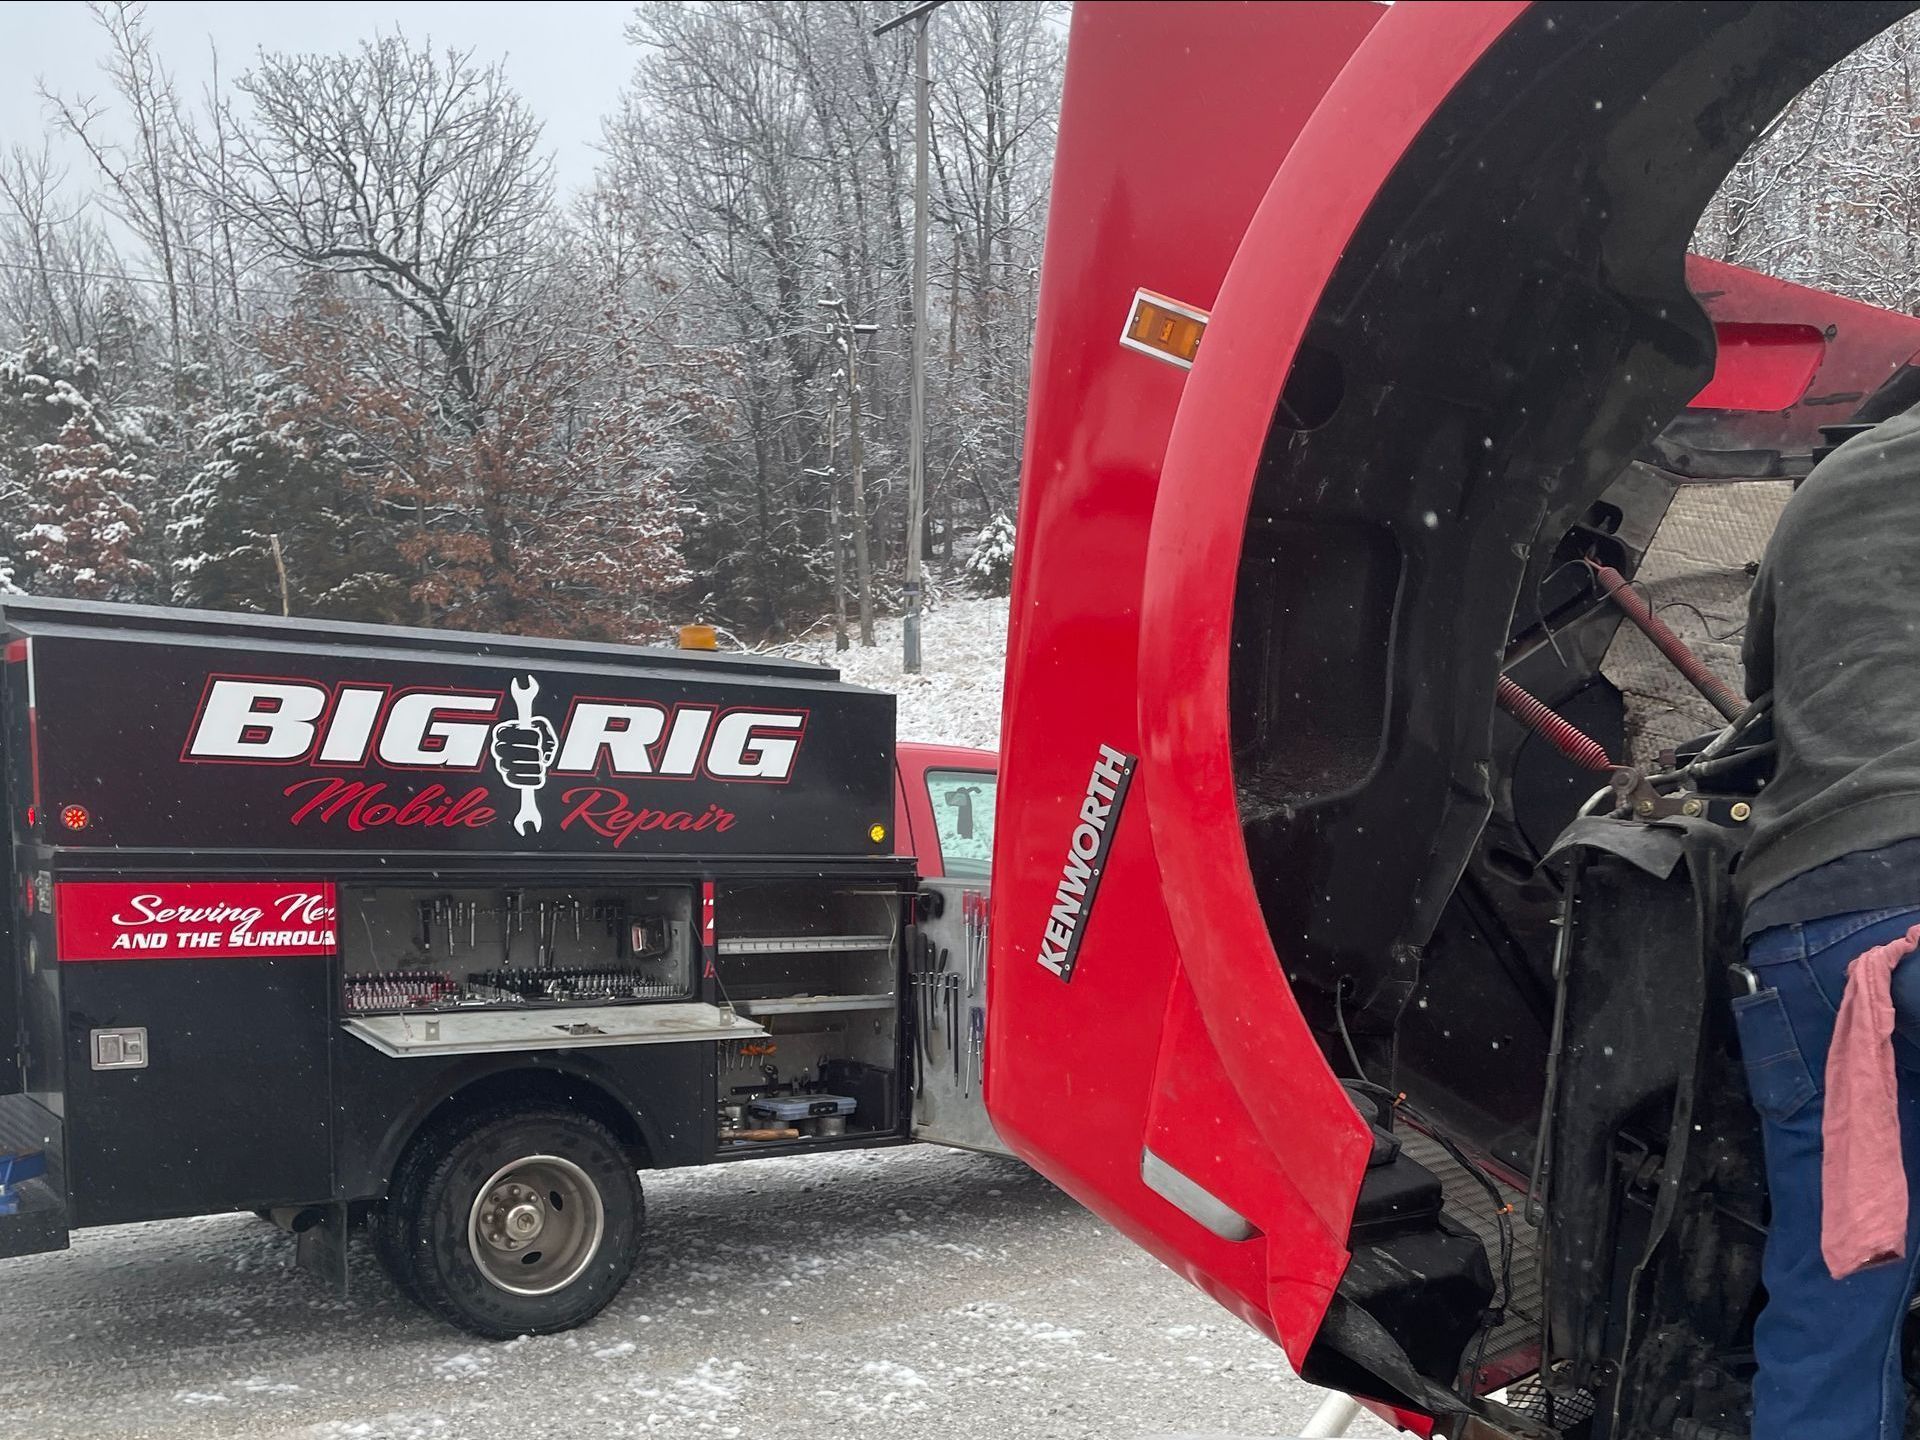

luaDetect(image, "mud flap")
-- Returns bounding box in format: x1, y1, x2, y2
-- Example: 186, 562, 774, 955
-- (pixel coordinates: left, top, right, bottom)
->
0, 1094, 67, 1259
295, 1200, 351, 1298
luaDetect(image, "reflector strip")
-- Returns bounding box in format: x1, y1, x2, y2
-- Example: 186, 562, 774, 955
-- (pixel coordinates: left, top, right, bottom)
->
1140, 1148, 1259, 1242
8, 638, 40, 817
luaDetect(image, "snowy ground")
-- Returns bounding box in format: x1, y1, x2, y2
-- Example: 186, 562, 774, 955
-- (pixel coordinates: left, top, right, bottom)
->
774, 595, 1010, 751
0, 1146, 1356, 1440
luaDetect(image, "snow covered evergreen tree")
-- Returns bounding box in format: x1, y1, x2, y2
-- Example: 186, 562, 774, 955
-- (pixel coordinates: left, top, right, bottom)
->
17, 417, 154, 599
964, 512, 1015, 597
0, 335, 159, 598
171, 366, 410, 621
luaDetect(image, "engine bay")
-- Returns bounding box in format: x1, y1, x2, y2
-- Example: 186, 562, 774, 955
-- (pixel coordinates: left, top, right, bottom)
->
1283, 463, 1881, 1439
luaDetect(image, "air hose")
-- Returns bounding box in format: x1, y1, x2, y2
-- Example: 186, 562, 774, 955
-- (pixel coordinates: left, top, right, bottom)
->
1494, 674, 1615, 773
1585, 558, 1745, 721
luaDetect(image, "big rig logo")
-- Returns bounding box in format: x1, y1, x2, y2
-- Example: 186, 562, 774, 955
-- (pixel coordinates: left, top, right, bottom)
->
179, 673, 807, 843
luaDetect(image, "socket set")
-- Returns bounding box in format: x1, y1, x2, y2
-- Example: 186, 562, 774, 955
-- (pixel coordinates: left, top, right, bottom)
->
344, 971, 459, 1012
464, 968, 685, 1004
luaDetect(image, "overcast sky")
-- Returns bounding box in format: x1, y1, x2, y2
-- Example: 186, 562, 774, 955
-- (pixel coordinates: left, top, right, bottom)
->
1, 1, 640, 200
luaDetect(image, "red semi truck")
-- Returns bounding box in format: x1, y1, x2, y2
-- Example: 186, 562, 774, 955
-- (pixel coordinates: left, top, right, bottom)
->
0, 600, 997, 1336
985, 4, 1920, 1439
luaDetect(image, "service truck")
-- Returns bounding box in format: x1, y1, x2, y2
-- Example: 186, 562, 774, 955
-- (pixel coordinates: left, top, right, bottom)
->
0, 599, 996, 1337
985, 4, 1920, 1439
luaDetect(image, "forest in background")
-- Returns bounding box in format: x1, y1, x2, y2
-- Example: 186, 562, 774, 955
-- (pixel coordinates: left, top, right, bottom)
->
0, 1, 1057, 641
3, 5, 1917, 645
1697, 16, 1920, 310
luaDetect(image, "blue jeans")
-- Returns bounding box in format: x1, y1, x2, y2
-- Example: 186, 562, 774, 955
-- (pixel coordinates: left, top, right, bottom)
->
1740, 906, 1920, 1440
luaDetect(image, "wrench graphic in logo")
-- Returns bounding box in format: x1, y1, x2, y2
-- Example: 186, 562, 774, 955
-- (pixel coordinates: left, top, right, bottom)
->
490, 676, 558, 834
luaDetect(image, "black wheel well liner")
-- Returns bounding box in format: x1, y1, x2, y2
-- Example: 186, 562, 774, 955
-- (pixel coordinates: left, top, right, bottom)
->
373, 1061, 661, 1190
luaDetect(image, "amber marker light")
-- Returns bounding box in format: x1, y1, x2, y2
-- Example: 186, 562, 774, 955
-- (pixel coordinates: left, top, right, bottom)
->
1119, 288, 1209, 369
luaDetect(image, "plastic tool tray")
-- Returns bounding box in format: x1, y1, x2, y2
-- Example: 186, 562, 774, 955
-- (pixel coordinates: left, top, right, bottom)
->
746, 1094, 859, 1123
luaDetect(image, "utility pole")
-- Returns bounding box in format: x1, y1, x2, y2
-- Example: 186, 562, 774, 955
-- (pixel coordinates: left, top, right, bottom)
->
876, 0, 947, 674
828, 398, 848, 651
819, 287, 878, 647
808, 396, 848, 651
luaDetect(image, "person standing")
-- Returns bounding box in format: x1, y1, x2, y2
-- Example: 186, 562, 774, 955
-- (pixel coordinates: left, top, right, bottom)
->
1736, 396, 1920, 1440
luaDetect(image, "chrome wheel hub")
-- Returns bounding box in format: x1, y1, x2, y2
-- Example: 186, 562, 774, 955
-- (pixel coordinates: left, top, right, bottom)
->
467, 1155, 605, 1296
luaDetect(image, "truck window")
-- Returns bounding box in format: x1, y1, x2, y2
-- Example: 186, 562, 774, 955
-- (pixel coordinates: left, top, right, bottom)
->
925, 768, 996, 878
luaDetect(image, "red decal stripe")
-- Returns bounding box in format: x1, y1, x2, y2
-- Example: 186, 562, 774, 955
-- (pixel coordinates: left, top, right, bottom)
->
56, 881, 339, 962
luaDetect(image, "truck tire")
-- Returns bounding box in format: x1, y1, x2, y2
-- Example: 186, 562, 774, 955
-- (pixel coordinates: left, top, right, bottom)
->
372, 1104, 643, 1338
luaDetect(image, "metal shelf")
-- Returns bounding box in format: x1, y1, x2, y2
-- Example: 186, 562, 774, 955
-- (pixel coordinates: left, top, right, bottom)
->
733, 992, 896, 1016
716, 934, 893, 956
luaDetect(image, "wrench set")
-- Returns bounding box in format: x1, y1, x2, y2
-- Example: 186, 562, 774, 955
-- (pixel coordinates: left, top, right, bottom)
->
912, 888, 989, 1097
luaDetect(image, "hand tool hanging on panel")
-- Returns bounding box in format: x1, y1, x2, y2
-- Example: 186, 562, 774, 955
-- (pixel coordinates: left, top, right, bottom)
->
944, 949, 960, 1086
963, 891, 989, 995
968, 1004, 984, 1096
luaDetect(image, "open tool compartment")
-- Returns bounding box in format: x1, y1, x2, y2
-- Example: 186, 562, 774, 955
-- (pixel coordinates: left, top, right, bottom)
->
712, 876, 905, 1150
340, 882, 696, 1013
332, 880, 758, 1063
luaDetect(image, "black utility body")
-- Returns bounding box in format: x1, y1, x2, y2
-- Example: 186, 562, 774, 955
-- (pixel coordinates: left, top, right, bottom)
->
0, 598, 964, 1336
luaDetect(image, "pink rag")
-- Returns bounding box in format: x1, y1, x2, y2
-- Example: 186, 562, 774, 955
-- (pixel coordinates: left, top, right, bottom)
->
1822, 922, 1920, 1279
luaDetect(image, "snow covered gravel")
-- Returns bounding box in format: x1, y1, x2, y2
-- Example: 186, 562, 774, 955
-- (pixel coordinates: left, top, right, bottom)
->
0, 1145, 1359, 1439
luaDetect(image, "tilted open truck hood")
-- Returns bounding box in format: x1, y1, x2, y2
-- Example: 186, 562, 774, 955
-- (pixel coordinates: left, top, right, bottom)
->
988, 0, 1919, 1427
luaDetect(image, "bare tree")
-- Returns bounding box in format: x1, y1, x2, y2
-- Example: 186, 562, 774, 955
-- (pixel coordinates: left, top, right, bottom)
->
41, 2, 200, 387
929, 1, 1062, 516
200, 36, 556, 431
0, 145, 130, 354
1697, 14, 1920, 315
3, 0, 1072, 640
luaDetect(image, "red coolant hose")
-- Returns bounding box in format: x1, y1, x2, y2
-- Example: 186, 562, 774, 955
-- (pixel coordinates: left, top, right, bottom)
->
1586, 559, 1745, 721
1495, 674, 1616, 773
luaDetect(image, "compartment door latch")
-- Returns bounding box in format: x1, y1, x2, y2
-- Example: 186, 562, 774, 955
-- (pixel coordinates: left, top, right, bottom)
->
90, 1027, 148, 1071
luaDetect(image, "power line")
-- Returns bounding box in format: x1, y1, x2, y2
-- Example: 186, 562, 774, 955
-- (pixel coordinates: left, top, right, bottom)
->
0, 255, 304, 302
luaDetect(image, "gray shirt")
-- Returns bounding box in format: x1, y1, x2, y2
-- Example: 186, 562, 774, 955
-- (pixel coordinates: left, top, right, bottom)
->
1739, 405, 1920, 918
